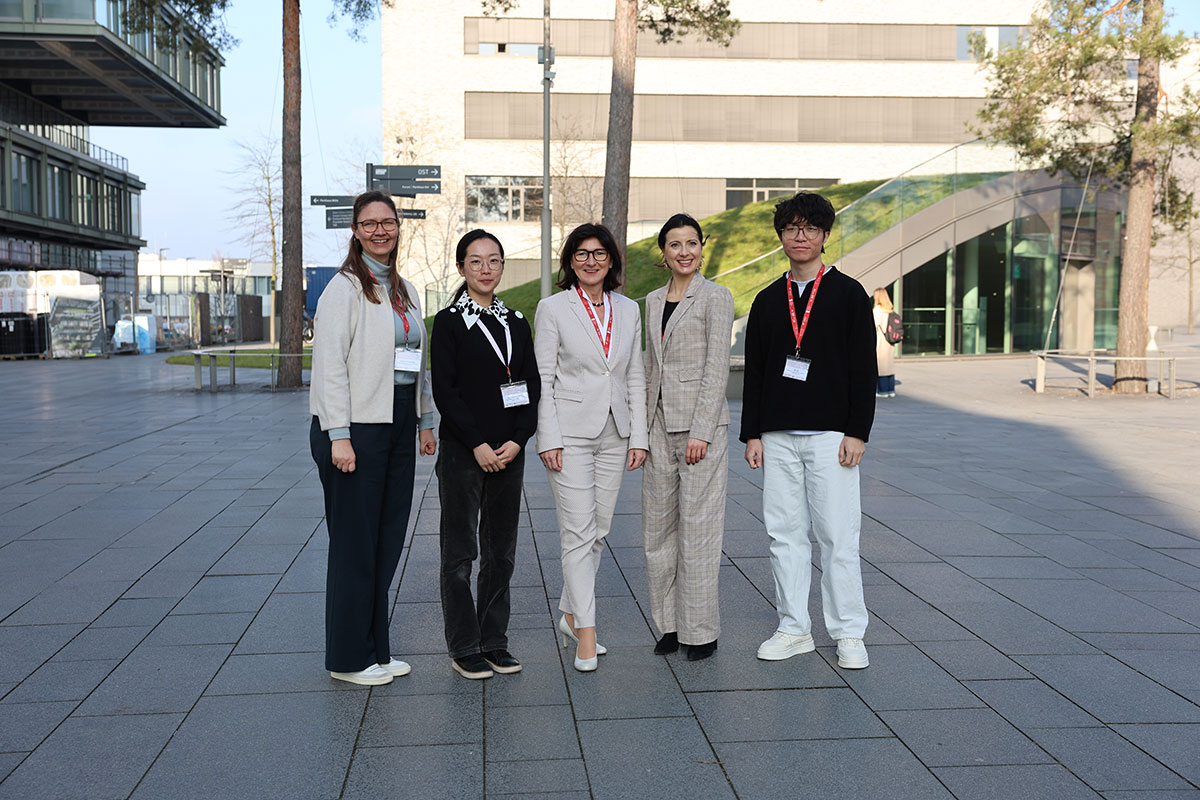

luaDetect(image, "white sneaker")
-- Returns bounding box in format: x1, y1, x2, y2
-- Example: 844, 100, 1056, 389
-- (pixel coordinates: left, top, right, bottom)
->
379, 658, 411, 677
837, 638, 869, 669
756, 631, 815, 661
330, 664, 393, 685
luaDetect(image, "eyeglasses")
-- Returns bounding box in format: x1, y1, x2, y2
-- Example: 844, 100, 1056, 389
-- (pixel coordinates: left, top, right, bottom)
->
572, 248, 610, 263
355, 218, 398, 233
464, 257, 504, 272
780, 223, 824, 240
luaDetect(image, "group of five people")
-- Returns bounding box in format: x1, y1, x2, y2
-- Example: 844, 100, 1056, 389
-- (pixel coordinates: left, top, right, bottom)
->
308, 189, 877, 686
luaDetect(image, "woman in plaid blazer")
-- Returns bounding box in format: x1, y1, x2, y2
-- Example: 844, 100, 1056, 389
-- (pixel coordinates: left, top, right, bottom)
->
642, 213, 735, 661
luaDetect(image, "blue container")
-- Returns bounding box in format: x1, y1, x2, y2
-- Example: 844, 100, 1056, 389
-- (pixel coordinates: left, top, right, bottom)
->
304, 267, 338, 319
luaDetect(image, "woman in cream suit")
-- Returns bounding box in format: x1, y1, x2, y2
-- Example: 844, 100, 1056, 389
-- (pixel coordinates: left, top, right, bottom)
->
642, 213, 734, 662
535, 222, 648, 672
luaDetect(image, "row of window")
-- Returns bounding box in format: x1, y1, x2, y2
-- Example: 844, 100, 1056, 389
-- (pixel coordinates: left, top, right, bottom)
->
137, 275, 272, 297
1, 140, 142, 239
465, 93, 986, 144
0, 235, 106, 272
465, 18, 1024, 62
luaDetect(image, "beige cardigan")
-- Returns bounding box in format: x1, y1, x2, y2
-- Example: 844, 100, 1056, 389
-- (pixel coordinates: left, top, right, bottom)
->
309, 271, 433, 430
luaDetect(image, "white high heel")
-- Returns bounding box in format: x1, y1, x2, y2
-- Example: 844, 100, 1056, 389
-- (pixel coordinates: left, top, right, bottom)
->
574, 654, 598, 672
557, 615, 607, 655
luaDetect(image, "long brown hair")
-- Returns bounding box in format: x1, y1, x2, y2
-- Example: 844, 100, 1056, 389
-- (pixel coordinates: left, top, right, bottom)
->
339, 190, 411, 309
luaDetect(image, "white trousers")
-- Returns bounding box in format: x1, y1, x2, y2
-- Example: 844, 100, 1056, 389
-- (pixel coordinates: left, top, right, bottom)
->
548, 414, 628, 629
761, 430, 868, 640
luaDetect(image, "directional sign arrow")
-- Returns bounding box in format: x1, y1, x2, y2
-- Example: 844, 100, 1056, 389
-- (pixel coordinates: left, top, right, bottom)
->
310, 195, 356, 207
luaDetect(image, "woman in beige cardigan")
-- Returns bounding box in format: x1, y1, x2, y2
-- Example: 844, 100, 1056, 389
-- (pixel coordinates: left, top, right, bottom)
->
535, 222, 648, 672
309, 190, 436, 687
642, 213, 734, 661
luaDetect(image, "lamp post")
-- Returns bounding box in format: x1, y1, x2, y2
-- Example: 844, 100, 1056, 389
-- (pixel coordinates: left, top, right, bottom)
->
539, 0, 554, 299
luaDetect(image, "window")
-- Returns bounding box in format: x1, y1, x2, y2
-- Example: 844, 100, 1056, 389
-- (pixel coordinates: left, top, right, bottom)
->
10, 151, 37, 214
77, 174, 97, 227
47, 164, 71, 220
465, 176, 543, 223
724, 178, 838, 209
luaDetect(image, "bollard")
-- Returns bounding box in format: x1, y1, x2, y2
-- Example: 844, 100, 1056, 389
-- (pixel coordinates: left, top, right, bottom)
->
194, 353, 202, 391
270, 353, 276, 392
1086, 355, 1095, 398
1169, 358, 1176, 400
209, 353, 218, 394
229, 350, 236, 388
1035, 354, 1046, 393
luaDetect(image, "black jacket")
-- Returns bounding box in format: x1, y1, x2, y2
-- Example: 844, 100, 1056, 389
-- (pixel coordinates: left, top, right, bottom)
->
739, 266, 876, 443
432, 302, 541, 450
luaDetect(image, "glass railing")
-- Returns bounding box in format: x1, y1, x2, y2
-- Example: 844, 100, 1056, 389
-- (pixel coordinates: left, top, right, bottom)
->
724, 138, 1024, 314
14, 123, 129, 170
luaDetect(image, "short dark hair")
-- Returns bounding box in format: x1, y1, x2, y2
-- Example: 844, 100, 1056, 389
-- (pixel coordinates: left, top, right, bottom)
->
773, 192, 835, 235
657, 213, 703, 251
556, 223, 623, 293
450, 229, 505, 305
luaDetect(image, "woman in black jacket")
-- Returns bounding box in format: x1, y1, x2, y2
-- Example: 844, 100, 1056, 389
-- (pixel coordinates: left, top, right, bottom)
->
432, 229, 540, 680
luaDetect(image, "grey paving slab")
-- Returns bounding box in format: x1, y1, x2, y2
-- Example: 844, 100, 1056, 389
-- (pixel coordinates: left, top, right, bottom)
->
983, 578, 1199, 635
0, 712, 184, 800
1016, 655, 1200, 723
933, 764, 1105, 800
691, 687, 889, 741
1128, 591, 1200, 628
0, 623, 84, 682
1106, 650, 1200, 705
131, 692, 365, 800
358, 691, 482, 748
867, 583, 977, 641
1100, 792, 1200, 799
171, 574, 279, 614
89, 596, 175, 628
75, 643, 231, 716
838, 644, 985, 711
142, 611, 253, 647
563, 646, 690, 720
0, 700, 76, 752
4, 657, 120, 704
1027, 727, 1191, 792
914, 640, 1031, 680
881, 707, 1052, 767
0, 755, 20, 784
208, 542, 302, 576
231, 591, 324, 655
342, 744, 483, 800
1110, 724, 1200, 785
485, 702, 581, 762
2, 579, 129, 626
945, 555, 1085, 580
963, 679, 1101, 729
717, 739, 954, 800
485, 758, 588, 796
580, 717, 734, 800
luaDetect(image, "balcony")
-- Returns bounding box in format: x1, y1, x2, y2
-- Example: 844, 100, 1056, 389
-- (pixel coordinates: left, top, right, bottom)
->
0, 0, 224, 128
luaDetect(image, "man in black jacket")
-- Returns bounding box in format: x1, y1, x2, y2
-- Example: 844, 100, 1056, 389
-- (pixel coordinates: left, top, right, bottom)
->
741, 192, 876, 669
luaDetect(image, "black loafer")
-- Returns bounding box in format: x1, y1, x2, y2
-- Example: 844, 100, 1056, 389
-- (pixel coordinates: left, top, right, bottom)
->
482, 649, 522, 674
654, 632, 679, 655
686, 640, 718, 661
452, 654, 494, 679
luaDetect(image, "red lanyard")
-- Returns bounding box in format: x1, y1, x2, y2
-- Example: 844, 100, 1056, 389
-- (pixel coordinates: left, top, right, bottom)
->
576, 285, 612, 358
367, 272, 410, 338
785, 265, 824, 355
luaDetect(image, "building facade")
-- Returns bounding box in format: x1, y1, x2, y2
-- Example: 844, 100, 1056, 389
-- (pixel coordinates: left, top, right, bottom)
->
0, 0, 224, 333
381, 0, 1036, 298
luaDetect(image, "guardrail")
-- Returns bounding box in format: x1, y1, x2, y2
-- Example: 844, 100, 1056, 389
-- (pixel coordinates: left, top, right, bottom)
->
191, 348, 306, 393
1032, 350, 1192, 399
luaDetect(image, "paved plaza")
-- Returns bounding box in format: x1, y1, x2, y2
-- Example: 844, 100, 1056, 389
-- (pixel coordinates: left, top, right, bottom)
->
0, 349, 1198, 799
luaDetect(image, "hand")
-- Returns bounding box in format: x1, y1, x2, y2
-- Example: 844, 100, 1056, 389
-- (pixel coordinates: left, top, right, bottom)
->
473, 443, 505, 472
744, 439, 763, 469
494, 441, 521, 466
419, 429, 437, 456
685, 438, 708, 465
839, 436, 865, 467
540, 448, 563, 472
331, 439, 356, 473
627, 448, 647, 471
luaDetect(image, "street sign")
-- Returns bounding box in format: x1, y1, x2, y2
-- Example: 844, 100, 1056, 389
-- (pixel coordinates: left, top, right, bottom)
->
371, 165, 441, 180
400, 209, 426, 219
311, 195, 356, 207
366, 164, 442, 196
326, 208, 354, 229
379, 179, 441, 194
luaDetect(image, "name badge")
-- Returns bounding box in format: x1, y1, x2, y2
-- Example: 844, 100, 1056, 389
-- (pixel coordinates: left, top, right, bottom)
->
394, 347, 422, 372
500, 381, 530, 408
783, 356, 811, 381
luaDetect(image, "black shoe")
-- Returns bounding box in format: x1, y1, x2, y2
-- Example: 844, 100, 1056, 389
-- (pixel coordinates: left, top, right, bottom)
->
451, 654, 494, 680
654, 632, 679, 655
686, 640, 718, 661
482, 649, 522, 674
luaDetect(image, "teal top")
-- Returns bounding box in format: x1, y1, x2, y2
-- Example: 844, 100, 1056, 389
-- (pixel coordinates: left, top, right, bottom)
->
329, 255, 433, 440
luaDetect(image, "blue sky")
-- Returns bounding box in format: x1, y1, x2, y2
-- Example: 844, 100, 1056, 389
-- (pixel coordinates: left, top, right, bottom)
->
91, 2, 1200, 266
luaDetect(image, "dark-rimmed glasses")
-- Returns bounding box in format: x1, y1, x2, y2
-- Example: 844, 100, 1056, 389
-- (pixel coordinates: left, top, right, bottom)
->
572, 248, 610, 263
355, 218, 398, 233
780, 223, 824, 240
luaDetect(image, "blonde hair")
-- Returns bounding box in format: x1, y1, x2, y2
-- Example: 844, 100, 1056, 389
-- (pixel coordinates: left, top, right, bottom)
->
873, 287, 894, 312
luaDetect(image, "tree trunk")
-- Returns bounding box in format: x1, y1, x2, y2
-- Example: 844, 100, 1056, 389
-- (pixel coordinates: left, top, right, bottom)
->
278, 0, 303, 387
1114, 0, 1163, 394
602, 0, 637, 272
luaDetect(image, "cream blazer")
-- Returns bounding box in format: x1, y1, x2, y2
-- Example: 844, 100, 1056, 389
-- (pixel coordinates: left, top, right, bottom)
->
309, 271, 433, 430
644, 273, 734, 443
534, 288, 649, 453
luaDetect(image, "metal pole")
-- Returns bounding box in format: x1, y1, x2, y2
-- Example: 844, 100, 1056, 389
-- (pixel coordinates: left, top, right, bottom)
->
539, 0, 553, 299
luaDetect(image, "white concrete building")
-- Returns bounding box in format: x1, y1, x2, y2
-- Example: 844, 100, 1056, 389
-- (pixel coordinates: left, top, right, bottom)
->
381, 0, 1037, 299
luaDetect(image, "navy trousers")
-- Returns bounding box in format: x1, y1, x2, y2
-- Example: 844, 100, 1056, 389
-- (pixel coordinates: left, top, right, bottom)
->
310, 384, 416, 673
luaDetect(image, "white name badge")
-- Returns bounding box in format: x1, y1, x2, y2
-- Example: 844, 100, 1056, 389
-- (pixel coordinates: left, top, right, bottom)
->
394, 347, 422, 372
783, 356, 812, 381
500, 381, 531, 408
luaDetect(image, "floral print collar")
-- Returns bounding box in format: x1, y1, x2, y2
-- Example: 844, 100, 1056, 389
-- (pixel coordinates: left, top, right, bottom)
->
451, 292, 517, 329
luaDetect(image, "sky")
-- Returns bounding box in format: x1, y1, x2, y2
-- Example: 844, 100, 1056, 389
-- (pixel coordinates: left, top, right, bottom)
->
90, 2, 1200, 267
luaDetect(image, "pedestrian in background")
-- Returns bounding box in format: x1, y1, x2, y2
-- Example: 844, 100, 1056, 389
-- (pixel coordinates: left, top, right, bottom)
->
641, 213, 734, 662
309, 190, 437, 686
873, 287, 897, 398
432, 229, 540, 681
535, 223, 648, 673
